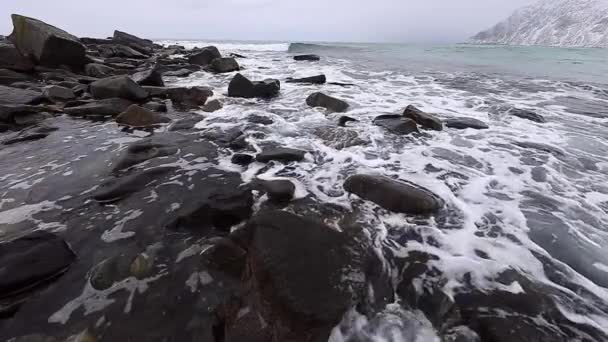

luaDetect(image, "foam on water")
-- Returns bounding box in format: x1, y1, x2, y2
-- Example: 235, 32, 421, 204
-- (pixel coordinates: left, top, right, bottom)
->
156, 40, 289, 52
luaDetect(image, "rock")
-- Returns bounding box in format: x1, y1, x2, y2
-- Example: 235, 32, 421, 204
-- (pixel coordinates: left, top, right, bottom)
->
90, 75, 148, 101
445, 117, 489, 130
403, 105, 443, 131
0, 85, 41, 105
167, 44, 185, 50
130, 253, 154, 279
142, 101, 167, 112
0, 104, 44, 123
0, 68, 31, 85
231, 153, 254, 166
374, 115, 419, 135
338, 116, 358, 127
314, 126, 367, 149
89, 256, 133, 290
84, 63, 115, 78
63, 98, 133, 117
509, 108, 546, 123
0, 41, 34, 71
293, 54, 320, 61
514, 141, 565, 157
3, 131, 49, 145
286, 74, 326, 84
209, 57, 239, 73
202, 99, 223, 112
256, 147, 306, 163
131, 65, 164, 87
13, 112, 51, 126
531, 166, 548, 182
93, 167, 175, 203
254, 179, 296, 203
188, 46, 221, 66
247, 114, 273, 125
169, 116, 203, 131
42, 85, 75, 102
228, 73, 280, 99
344, 174, 444, 214
201, 237, 247, 278
112, 136, 179, 172
115, 104, 170, 128
9, 15, 87, 68
306, 92, 349, 112
165, 87, 213, 109
442, 326, 481, 342
0, 231, 76, 299
112, 30, 154, 54
97, 44, 147, 59
162, 68, 194, 77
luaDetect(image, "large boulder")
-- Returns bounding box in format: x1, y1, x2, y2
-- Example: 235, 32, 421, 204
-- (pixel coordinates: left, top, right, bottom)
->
63, 98, 133, 117
228, 73, 280, 99
112, 30, 154, 55
42, 85, 75, 102
97, 44, 147, 59
344, 174, 444, 214
115, 104, 170, 127
293, 54, 320, 61
131, 65, 164, 87
0, 41, 34, 71
306, 92, 349, 112
9, 14, 87, 68
188, 46, 221, 66
0, 85, 41, 105
403, 105, 443, 131
286, 74, 326, 84
0, 68, 31, 85
445, 117, 489, 130
90, 75, 148, 101
374, 114, 419, 135
209, 57, 239, 73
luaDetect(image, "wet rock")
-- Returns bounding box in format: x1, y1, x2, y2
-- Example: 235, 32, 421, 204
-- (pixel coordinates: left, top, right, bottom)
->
9, 14, 86, 68
209, 57, 239, 73
162, 68, 194, 77
142, 101, 167, 113
165, 86, 213, 109
188, 46, 221, 66
0, 104, 44, 123
314, 126, 367, 149
167, 44, 185, 50
344, 174, 444, 214
0, 231, 76, 301
0, 85, 42, 105
93, 167, 175, 203
509, 108, 546, 123
130, 253, 154, 279
13, 112, 52, 126
306, 92, 349, 112
293, 54, 321, 61
97, 44, 147, 59
231, 153, 254, 166
445, 117, 489, 130
202, 99, 222, 112
115, 104, 170, 128
42, 85, 75, 102
338, 116, 358, 127
2, 131, 49, 145
514, 141, 565, 157
286, 74, 326, 84
531, 166, 548, 182
89, 255, 133, 290
131, 65, 164, 87
253, 179, 296, 203
228, 73, 280, 99
63, 98, 133, 117
0, 41, 34, 71
403, 105, 443, 131
112, 136, 179, 171
84, 63, 115, 78
0, 68, 31, 85
374, 115, 419, 135
90, 75, 148, 101
442, 326, 481, 342
169, 116, 203, 131
247, 114, 274, 125
112, 30, 154, 55
201, 237, 247, 278
256, 147, 306, 163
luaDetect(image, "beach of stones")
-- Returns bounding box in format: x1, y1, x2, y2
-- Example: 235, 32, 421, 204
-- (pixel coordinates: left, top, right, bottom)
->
2, 13, 602, 342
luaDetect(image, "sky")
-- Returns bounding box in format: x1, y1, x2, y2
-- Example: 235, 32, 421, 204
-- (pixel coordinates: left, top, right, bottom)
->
0, 0, 537, 43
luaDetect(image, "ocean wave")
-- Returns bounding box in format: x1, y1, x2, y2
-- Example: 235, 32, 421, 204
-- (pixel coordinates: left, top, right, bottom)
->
288, 42, 363, 54
156, 40, 289, 52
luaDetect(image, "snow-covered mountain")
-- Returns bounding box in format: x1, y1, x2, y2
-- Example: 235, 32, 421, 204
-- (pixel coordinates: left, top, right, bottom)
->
470, 0, 608, 47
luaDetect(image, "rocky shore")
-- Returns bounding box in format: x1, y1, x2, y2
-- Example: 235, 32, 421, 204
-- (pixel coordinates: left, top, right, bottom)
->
0, 14, 606, 342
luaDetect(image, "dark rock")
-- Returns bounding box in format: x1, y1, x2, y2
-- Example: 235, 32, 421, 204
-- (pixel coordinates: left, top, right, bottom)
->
329, 82, 355, 87
231, 153, 254, 166
403, 105, 443, 131
131, 65, 164, 87
374, 115, 419, 135
229, 135, 248, 151
142, 101, 167, 112
90, 75, 148, 101
165, 86, 213, 109
247, 114, 273, 125
228, 73, 280, 99
201, 237, 247, 279
256, 147, 306, 163
162, 68, 194, 77
80, 37, 113, 45
97, 44, 147, 59
63, 98, 133, 117
93, 167, 175, 203
54, 81, 80, 89
344, 174, 444, 214
42, 85, 75, 102
112, 30, 154, 55
84, 63, 115, 78
0, 231, 76, 301
7, 81, 42, 90
202, 99, 222, 112
115, 104, 170, 128
314, 126, 367, 149
229, 52, 246, 58
3, 132, 48, 145
442, 326, 481, 342
293, 54, 320, 61
169, 116, 203, 131
112, 136, 179, 172
253, 179, 296, 203
306, 92, 349, 112
0, 41, 34, 71
0, 85, 41, 105
509, 108, 546, 123
14, 112, 52, 126
188, 46, 221, 66
9, 14, 87, 68
286, 74, 326, 84
209, 57, 239, 73
167, 44, 185, 50
338, 116, 358, 127
531, 166, 548, 182
445, 117, 489, 130
0, 104, 44, 123
0, 68, 31, 85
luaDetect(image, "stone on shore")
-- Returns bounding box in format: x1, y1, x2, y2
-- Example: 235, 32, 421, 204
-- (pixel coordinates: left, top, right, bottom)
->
209, 57, 239, 73
286, 74, 326, 84
9, 14, 87, 68
344, 174, 444, 214
256, 147, 306, 163
444, 117, 489, 130
166, 87, 213, 109
403, 105, 443, 131
0, 68, 31, 85
374, 114, 419, 135
63, 98, 133, 117
131, 65, 164, 87
97, 44, 147, 59
294, 54, 320, 61
90, 75, 148, 101
228, 73, 280, 99
0, 41, 34, 71
202, 99, 222, 112
306, 92, 349, 112
42, 85, 75, 102
231, 153, 254, 166
115, 104, 170, 128
84, 63, 115, 78
112, 30, 154, 54
509, 108, 546, 123
93, 167, 175, 203
188, 46, 221, 66
253, 179, 296, 203
0, 85, 41, 105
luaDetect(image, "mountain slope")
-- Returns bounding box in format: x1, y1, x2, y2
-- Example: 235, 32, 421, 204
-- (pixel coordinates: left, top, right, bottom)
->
470, 0, 608, 47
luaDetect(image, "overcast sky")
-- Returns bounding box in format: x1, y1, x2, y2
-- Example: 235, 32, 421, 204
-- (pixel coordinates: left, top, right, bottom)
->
0, 0, 536, 43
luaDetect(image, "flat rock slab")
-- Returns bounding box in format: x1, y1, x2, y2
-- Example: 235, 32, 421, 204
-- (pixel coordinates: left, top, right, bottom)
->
445, 117, 489, 130
256, 147, 306, 163
0, 85, 41, 105
374, 115, 419, 135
